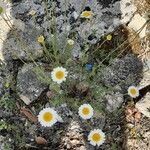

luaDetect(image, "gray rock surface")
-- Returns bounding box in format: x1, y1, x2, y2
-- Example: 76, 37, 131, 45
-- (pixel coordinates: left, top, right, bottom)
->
3, 24, 43, 61
135, 69, 150, 118
136, 92, 150, 118
105, 90, 124, 112
100, 54, 143, 91
56, 103, 73, 122
16, 63, 49, 105
0, 0, 149, 149
8, 0, 137, 58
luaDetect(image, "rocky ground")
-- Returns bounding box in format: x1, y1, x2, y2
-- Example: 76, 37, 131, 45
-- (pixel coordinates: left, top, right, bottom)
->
0, 0, 150, 150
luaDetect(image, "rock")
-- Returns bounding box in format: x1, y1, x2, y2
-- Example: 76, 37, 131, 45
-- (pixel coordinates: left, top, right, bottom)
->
3, 24, 43, 61
135, 68, 150, 118
35, 136, 47, 145
80, 146, 87, 150
66, 144, 71, 149
105, 91, 124, 112
71, 139, 80, 146
60, 120, 86, 150
56, 103, 73, 122
100, 54, 143, 91
4, 0, 138, 60
0, 0, 44, 62
136, 92, 150, 118
146, 59, 150, 69
16, 63, 49, 105
11, 0, 44, 24
128, 13, 147, 38
80, 114, 106, 132
0, 9, 12, 62
139, 68, 150, 89
47, 0, 137, 56
55, 0, 136, 43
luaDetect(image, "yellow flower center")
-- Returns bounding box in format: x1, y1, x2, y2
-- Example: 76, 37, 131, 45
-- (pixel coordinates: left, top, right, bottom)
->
43, 112, 53, 122
38, 36, 44, 43
82, 11, 92, 18
106, 34, 112, 41
92, 133, 101, 142
55, 71, 64, 80
68, 39, 74, 45
0, 6, 4, 14
82, 107, 90, 115
130, 89, 137, 95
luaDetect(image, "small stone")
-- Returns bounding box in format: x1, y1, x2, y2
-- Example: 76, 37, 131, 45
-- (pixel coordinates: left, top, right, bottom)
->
80, 146, 87, 150
71, 139, 80, 146
66, 144, 71, 149
126, 123, 134, 129
70, 125, 80, 130
19, 95, 31, 105
35, 136, 47, 145
105, 91, 124, 112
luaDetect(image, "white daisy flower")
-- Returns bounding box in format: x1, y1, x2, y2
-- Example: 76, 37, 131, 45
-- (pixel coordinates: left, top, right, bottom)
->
78, 104, 93, 120
67, 39, 75, 46
51, 67, 68, 84
128, 86, 139, 98
38, 108, 58, 127
88, 129, 106, 146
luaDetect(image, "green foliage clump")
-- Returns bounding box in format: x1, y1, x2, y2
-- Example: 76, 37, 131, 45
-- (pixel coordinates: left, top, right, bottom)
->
0, 93, 16, 110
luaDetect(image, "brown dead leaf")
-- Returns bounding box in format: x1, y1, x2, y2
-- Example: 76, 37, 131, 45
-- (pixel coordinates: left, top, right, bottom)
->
35, 136, 47, 145
20, 107, 38, 123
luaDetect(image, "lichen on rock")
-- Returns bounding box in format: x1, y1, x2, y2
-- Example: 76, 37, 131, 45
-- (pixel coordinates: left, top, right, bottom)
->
16, 63, 49, 105
100, 54, 143, 90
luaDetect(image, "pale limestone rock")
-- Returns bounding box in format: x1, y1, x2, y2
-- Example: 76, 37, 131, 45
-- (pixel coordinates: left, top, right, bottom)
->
136, 92, 150, 118
128, 13, 147, 38
120, 0, 137, 23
